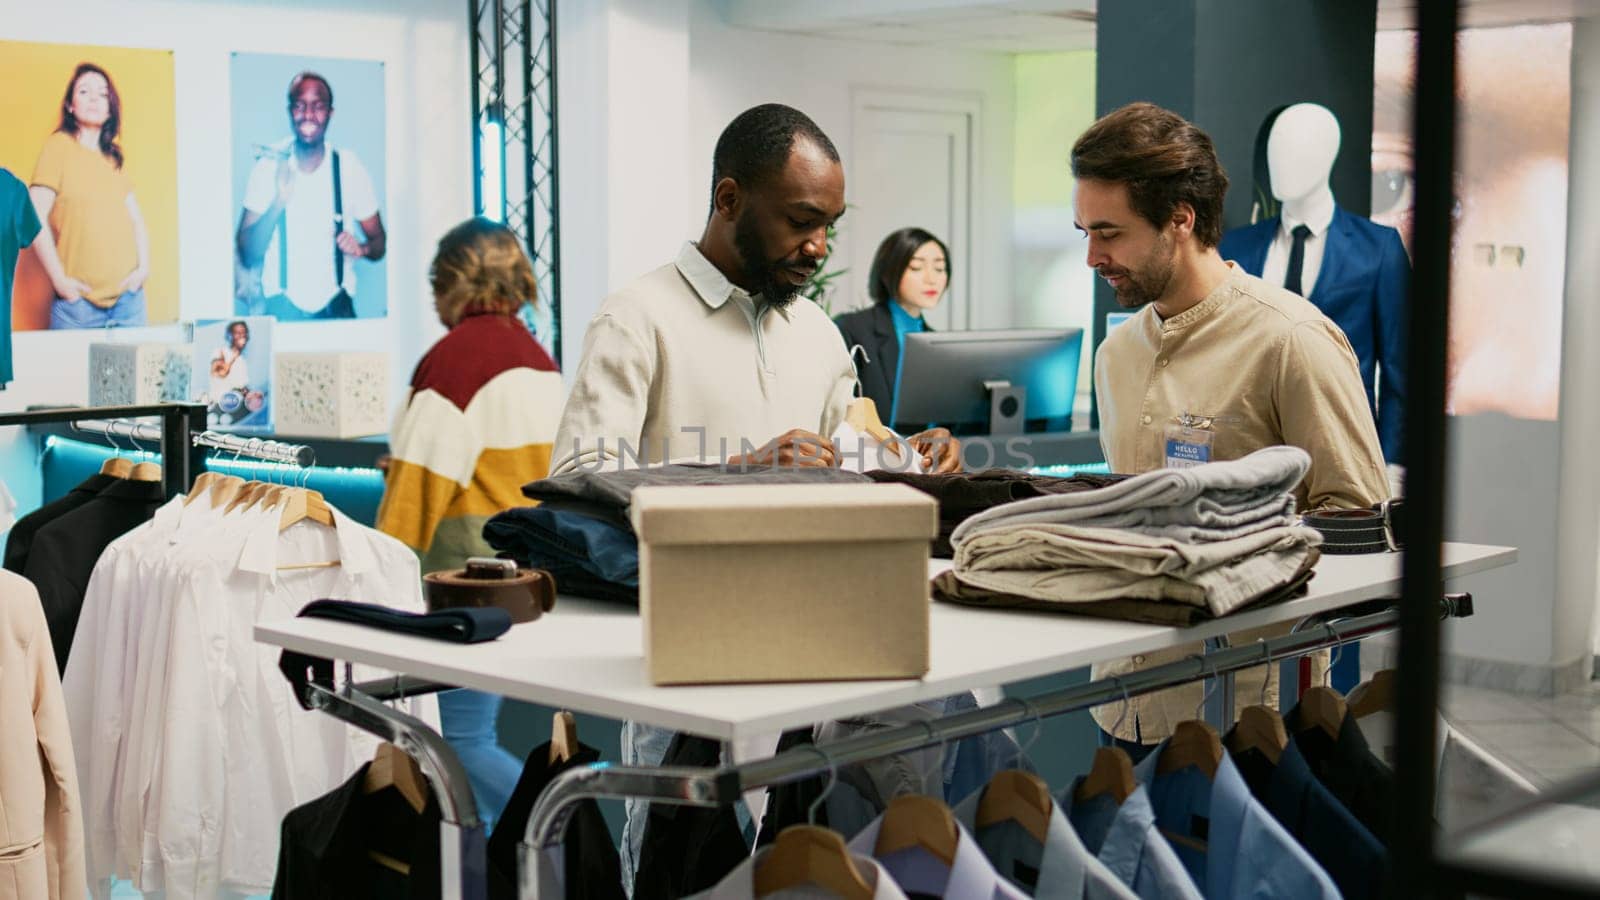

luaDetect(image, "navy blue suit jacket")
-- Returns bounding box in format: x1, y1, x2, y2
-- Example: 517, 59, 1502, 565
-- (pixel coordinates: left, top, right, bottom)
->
1220, 207, 1409, 461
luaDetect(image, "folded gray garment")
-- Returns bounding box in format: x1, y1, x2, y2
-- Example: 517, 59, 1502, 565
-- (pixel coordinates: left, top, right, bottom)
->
522, 463, 872, 511
943, 522, 1323, 618
949, 445, 1311, 545
1082, 493, 1298, 544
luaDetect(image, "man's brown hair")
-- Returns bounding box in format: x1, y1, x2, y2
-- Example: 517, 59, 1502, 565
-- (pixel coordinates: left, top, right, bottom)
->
1070, 102, 1229, 247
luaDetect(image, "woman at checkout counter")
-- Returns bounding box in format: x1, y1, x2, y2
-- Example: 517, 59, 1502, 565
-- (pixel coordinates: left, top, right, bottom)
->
833, 227, 950, 424
375, 217, 565, 830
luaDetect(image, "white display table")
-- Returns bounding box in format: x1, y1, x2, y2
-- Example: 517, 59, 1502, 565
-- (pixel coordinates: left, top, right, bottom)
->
256, 542, 1515, 741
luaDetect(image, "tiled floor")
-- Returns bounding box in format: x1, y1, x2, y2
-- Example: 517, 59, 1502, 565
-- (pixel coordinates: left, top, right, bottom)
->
1444, 680, 1600, 790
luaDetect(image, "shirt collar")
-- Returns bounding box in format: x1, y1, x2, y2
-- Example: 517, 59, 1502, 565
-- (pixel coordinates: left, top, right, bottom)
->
675, 241, 793, 321
706, 845, 909, 899
1281, 204, 1335, 238
848, 814, 1010, 899
1157, 262, 1245, 332
889, 301, 926, 335
1132, 739, 1247, 897
954, 787, 1089, 899
236, 505, 376, 576
1099, 784, 1159, 888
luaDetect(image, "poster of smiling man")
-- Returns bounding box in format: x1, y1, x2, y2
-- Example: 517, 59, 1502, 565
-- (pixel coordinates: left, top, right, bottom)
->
231, 52, 388, 320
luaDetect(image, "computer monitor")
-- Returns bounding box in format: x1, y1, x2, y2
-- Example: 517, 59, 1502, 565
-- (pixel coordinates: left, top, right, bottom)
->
894, 328, 1084, 435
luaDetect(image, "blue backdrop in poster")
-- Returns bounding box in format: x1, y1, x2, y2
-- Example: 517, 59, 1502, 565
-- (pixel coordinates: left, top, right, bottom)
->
230, 52, 387, 320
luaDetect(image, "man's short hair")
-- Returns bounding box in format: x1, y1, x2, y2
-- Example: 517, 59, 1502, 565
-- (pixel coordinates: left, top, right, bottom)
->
1070, 102, 1229, 247
709, 103, 839, 215
287, 71, 334, 108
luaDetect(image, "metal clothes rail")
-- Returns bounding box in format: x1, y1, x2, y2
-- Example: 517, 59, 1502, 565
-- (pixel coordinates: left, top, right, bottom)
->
278, 591, 1471, 899
0, 403, 208, 498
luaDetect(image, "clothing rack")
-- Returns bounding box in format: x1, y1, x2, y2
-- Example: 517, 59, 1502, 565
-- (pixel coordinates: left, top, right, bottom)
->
70, 418, 317, 468
0, 403, 208, 498
516, 594, 1474, 900
279, 591, 1471, 899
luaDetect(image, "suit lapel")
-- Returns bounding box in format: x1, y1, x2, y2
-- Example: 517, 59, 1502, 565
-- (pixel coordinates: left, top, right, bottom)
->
871, 303, 899, 407
1312, 208, 1352, 302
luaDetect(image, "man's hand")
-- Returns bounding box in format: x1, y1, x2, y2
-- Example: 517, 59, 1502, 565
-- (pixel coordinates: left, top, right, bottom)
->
729, 428, 839, 469
336, 231, 366, 258
908, 427, 961, 474
274, 157, 296, 205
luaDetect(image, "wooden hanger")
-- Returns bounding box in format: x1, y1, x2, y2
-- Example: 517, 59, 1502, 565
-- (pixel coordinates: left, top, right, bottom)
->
186, 471, 217, 503
1225, 705, 1288, 766
206, 474, 246, 510
874, 795, 958, 867
1347, 669, 1397, 720
224, 480, 266, 514
365, 742, 428, 813
278, 487, 335, 530
976, 769, 1052, 845
1157, 720, 1223, 779
549, 710, 579, 767
100, 456, 133, 478
1295, 686, 1348, 741
129, 461, 162, 482
1075, 746, 1137, 806
754, 825, 873, 899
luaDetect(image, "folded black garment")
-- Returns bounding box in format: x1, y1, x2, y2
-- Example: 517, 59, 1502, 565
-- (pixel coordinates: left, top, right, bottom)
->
522, 463, 872, 511
866, 468, 1130, 557
296, 600, 512, 643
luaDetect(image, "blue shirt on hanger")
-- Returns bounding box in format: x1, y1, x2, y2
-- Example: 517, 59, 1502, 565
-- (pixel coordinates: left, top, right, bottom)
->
1132, 742, 1340, 899
1061, 781, 1203, 900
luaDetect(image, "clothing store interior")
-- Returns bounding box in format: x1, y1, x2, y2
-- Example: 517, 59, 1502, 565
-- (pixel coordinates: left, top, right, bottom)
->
2, 0, 1597, 897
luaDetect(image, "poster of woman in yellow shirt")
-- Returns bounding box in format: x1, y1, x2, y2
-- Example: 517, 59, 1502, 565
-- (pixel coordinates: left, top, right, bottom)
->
0, 42, 179, 331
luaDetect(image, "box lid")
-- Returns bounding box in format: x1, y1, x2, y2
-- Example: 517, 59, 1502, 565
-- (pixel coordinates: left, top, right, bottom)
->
631, 482, 938, 545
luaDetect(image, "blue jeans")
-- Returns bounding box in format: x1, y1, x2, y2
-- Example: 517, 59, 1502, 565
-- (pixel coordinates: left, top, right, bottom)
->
437, 689, 523, 833
248, 289, 356, 321
50, 288, 147, 329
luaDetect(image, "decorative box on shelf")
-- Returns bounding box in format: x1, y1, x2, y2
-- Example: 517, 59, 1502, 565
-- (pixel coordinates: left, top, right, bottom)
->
274, 352, 389, 438
88, 342, 192, 407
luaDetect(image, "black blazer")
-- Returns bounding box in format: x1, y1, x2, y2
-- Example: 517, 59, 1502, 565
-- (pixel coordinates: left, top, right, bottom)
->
832, 303, 934, 421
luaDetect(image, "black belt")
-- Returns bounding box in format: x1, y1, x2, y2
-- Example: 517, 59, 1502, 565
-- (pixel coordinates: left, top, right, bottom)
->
1303, 499, 1406, 554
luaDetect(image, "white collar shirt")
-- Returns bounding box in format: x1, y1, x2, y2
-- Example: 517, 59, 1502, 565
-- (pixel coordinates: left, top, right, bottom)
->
687, 845, 910, 900
1260, 205, 1335, 298
848, 814, 1030, 899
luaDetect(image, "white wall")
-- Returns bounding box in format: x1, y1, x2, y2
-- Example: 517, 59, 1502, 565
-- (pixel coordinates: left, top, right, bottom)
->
2, 0, 470, 508
685, 0, 1017, 325
1571, 16, 1600, 665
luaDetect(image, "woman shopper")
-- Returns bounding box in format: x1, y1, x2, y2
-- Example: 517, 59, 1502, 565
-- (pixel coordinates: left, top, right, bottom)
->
375, 217, 564, 830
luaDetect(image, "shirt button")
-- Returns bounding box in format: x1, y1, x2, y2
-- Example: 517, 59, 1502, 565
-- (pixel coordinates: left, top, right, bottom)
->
1141, 415, 1152, 425
1134, 655, 1146, 665
1159, 358, 1169, 367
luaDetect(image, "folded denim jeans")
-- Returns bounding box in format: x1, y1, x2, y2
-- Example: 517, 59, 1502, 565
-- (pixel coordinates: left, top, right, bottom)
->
484, 506, 640, 586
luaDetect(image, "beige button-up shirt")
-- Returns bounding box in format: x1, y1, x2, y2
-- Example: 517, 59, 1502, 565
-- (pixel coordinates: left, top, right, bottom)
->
552, 243, 857, 473
1091, 264, 1389, 741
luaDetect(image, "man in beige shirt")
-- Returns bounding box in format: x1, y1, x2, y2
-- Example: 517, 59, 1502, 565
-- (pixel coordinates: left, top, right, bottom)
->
552, 103, 958, 476
1073, 102, 1389, 751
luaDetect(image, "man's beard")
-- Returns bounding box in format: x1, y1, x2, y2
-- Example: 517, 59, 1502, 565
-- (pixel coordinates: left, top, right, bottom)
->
1105, 232, 1175, 310
734, 212, 810, 307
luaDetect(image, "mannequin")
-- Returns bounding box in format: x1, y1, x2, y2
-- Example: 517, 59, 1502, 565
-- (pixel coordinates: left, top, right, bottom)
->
1220, 102, 1410, 463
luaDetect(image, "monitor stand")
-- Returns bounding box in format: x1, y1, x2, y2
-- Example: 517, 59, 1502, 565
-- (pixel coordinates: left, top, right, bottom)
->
983, 379, 1027, 434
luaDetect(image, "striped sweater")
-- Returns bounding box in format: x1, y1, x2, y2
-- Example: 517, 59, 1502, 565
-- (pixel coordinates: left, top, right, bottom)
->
376, 313, 563, 572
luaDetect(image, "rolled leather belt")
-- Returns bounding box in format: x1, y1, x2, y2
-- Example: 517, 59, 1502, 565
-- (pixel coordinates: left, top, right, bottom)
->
425, 557, 556, 624
1303, 499, 1406, 555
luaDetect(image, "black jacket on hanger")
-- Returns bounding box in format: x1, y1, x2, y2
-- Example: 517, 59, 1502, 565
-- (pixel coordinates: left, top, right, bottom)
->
1287, 705, 1396, 847
3, 473, 119, 573
273, 762, 442, 900
23, 477, 163, 673
632, 732, 749, 899
488, 740, 625, 900
832, 303, 934, 423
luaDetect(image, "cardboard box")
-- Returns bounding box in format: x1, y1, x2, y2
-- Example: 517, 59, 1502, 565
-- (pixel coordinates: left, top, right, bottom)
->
273, 352, 389, 437
630, 483, 937, 685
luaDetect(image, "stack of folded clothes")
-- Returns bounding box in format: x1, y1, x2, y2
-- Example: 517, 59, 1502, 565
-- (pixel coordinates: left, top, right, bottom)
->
933, 446, 1324, 625
864, 468, 1128, 557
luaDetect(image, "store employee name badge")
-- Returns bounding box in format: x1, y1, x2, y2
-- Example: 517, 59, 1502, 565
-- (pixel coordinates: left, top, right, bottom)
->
1165, 413, 1216, 469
